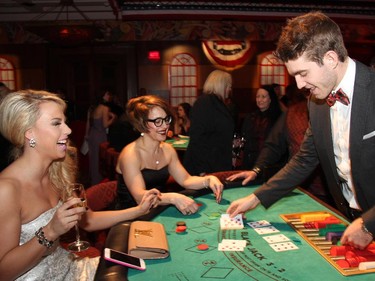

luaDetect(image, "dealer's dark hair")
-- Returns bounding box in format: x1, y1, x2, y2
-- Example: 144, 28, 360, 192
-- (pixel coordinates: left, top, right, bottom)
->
274, 11, 348, 66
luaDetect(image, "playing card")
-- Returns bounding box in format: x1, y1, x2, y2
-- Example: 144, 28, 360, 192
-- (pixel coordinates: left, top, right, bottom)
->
220, 214, 244, 230
221, 239, 247, 248
218, 242, 244, 251
269, 242, 299, 252
263, 234, 290, 244
253, 225, 280, 235
247, 220, 271, 228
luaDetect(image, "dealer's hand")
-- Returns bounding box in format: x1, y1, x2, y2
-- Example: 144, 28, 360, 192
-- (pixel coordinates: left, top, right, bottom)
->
226, 193, 260, 218
340, 218, 373, 250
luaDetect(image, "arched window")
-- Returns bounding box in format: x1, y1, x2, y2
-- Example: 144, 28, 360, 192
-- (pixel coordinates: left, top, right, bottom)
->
0, 57, 16, 90
169, 53, 197, 107
259, 52, 288, 95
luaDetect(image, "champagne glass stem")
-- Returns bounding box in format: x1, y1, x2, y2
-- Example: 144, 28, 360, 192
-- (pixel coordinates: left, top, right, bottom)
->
74, 224, 81, 243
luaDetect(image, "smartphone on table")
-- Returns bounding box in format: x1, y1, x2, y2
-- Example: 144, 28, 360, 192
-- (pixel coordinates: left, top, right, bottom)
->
104, 248, 146, 270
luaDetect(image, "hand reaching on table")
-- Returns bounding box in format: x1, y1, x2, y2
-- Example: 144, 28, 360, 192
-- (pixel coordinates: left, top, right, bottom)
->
165, 193, 199, 215
226, 193, 260, 218
138, 188, 161, 214
340, 218, 373, 250
204, 175, 224, 203
226, 171, 257, 186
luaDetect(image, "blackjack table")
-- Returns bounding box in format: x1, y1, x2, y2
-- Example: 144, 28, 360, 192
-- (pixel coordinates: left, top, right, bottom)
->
94, 184, 375, 281
165, 136, 189, 150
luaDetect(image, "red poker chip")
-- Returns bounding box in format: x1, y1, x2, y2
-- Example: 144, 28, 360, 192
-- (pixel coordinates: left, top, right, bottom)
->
336, 259, 350, 269
197, 243, 209, 251
176, 225, 187, 233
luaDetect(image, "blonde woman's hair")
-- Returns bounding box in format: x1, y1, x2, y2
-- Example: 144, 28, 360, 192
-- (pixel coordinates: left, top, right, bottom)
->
203, 70, 232, 100
0, 89, 77, 193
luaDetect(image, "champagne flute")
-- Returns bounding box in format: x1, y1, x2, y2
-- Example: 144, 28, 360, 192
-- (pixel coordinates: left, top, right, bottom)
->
64, 183, 90, 252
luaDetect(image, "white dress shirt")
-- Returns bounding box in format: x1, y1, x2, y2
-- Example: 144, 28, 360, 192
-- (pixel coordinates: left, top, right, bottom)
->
330, 58, 360, 209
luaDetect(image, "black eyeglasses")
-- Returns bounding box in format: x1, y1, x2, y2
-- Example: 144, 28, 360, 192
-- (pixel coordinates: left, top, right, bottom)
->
146, 115, 172, 127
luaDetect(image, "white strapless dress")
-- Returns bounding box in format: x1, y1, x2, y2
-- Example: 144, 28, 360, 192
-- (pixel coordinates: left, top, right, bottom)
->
17, 202, 99, 281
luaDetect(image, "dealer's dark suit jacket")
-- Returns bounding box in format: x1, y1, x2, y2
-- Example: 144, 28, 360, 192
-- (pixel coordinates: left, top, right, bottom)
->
254, 61, 375, 234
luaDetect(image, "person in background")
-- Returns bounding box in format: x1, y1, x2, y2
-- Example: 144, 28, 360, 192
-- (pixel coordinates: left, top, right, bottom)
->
0, 90, 160, 280
174, 102, 191, 136
108, 108, 139, 153
225, 94, 240, 131
183, 70, 235, 176
228, 85, 333, 205
240, 85, 282, 170
226, 11, 375, 250
0, 82, 10, 98
272, 83, 288, 111
86, 90, 116, 184
0, 82, 12, 172
116, 95, 224, 215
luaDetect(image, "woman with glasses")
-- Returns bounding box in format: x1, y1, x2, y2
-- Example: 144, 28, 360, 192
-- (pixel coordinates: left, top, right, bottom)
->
115, 95, 224, 215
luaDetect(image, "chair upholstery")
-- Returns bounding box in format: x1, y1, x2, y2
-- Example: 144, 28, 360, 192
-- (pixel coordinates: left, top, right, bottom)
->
85, 180, 118, 251
86, 180, 118, 211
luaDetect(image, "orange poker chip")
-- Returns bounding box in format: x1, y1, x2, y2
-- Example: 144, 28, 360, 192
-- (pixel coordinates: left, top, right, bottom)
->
197, 243, 209, 251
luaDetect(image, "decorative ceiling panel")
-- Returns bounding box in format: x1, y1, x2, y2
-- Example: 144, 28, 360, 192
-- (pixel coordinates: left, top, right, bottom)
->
0, 0, 374, 22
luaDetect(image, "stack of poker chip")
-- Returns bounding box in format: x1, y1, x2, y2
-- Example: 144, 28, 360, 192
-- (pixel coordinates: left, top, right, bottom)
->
176, 221, 187, 234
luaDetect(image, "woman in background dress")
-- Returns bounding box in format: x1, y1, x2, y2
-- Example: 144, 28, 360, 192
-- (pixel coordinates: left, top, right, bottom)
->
241, 85, 282, 169
183, 69, 235, 176
86, 91, 116, 184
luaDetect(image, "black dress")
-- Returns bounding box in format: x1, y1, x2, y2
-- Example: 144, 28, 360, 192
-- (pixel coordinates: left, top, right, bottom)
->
241, 109, 279, 169
115, 165, 170, 209
183, 94, 235, 175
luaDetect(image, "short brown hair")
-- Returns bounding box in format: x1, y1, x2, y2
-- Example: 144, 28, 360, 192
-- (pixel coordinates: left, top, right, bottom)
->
126, 95, 173, 133
274, 11, 348, 65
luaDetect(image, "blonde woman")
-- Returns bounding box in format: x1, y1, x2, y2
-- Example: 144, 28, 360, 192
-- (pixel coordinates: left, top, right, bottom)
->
183, 69, 235, 176
0, 90, 160, 280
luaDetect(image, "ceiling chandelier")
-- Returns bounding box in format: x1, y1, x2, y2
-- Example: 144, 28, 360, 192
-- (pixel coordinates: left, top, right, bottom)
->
31, 0, 91, 21
25, 0, 99, 46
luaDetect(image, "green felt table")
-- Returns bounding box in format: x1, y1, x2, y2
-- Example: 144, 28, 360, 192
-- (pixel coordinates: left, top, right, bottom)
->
165, 137, 189, 150
127, 186, 375, 281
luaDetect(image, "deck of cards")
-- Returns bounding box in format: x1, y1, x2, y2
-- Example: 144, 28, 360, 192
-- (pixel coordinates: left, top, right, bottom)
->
220, 214, 244, 230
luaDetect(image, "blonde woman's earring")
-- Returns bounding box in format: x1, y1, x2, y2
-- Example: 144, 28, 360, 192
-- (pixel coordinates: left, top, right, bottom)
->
29, 138, 36, 148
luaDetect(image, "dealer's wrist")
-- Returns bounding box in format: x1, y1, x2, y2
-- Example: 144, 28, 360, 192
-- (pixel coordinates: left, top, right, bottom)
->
361, 219, 373, 238
251, 167, 262, 177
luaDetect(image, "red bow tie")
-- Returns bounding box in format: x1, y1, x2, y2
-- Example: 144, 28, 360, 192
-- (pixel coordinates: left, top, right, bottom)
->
326, 88, 350, 107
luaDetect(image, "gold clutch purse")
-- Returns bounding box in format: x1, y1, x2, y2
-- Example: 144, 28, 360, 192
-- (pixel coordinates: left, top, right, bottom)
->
128, 221, 170, 259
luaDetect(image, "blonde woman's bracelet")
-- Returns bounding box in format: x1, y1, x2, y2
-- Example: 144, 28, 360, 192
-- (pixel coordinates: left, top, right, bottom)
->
35, 227, 54, 249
